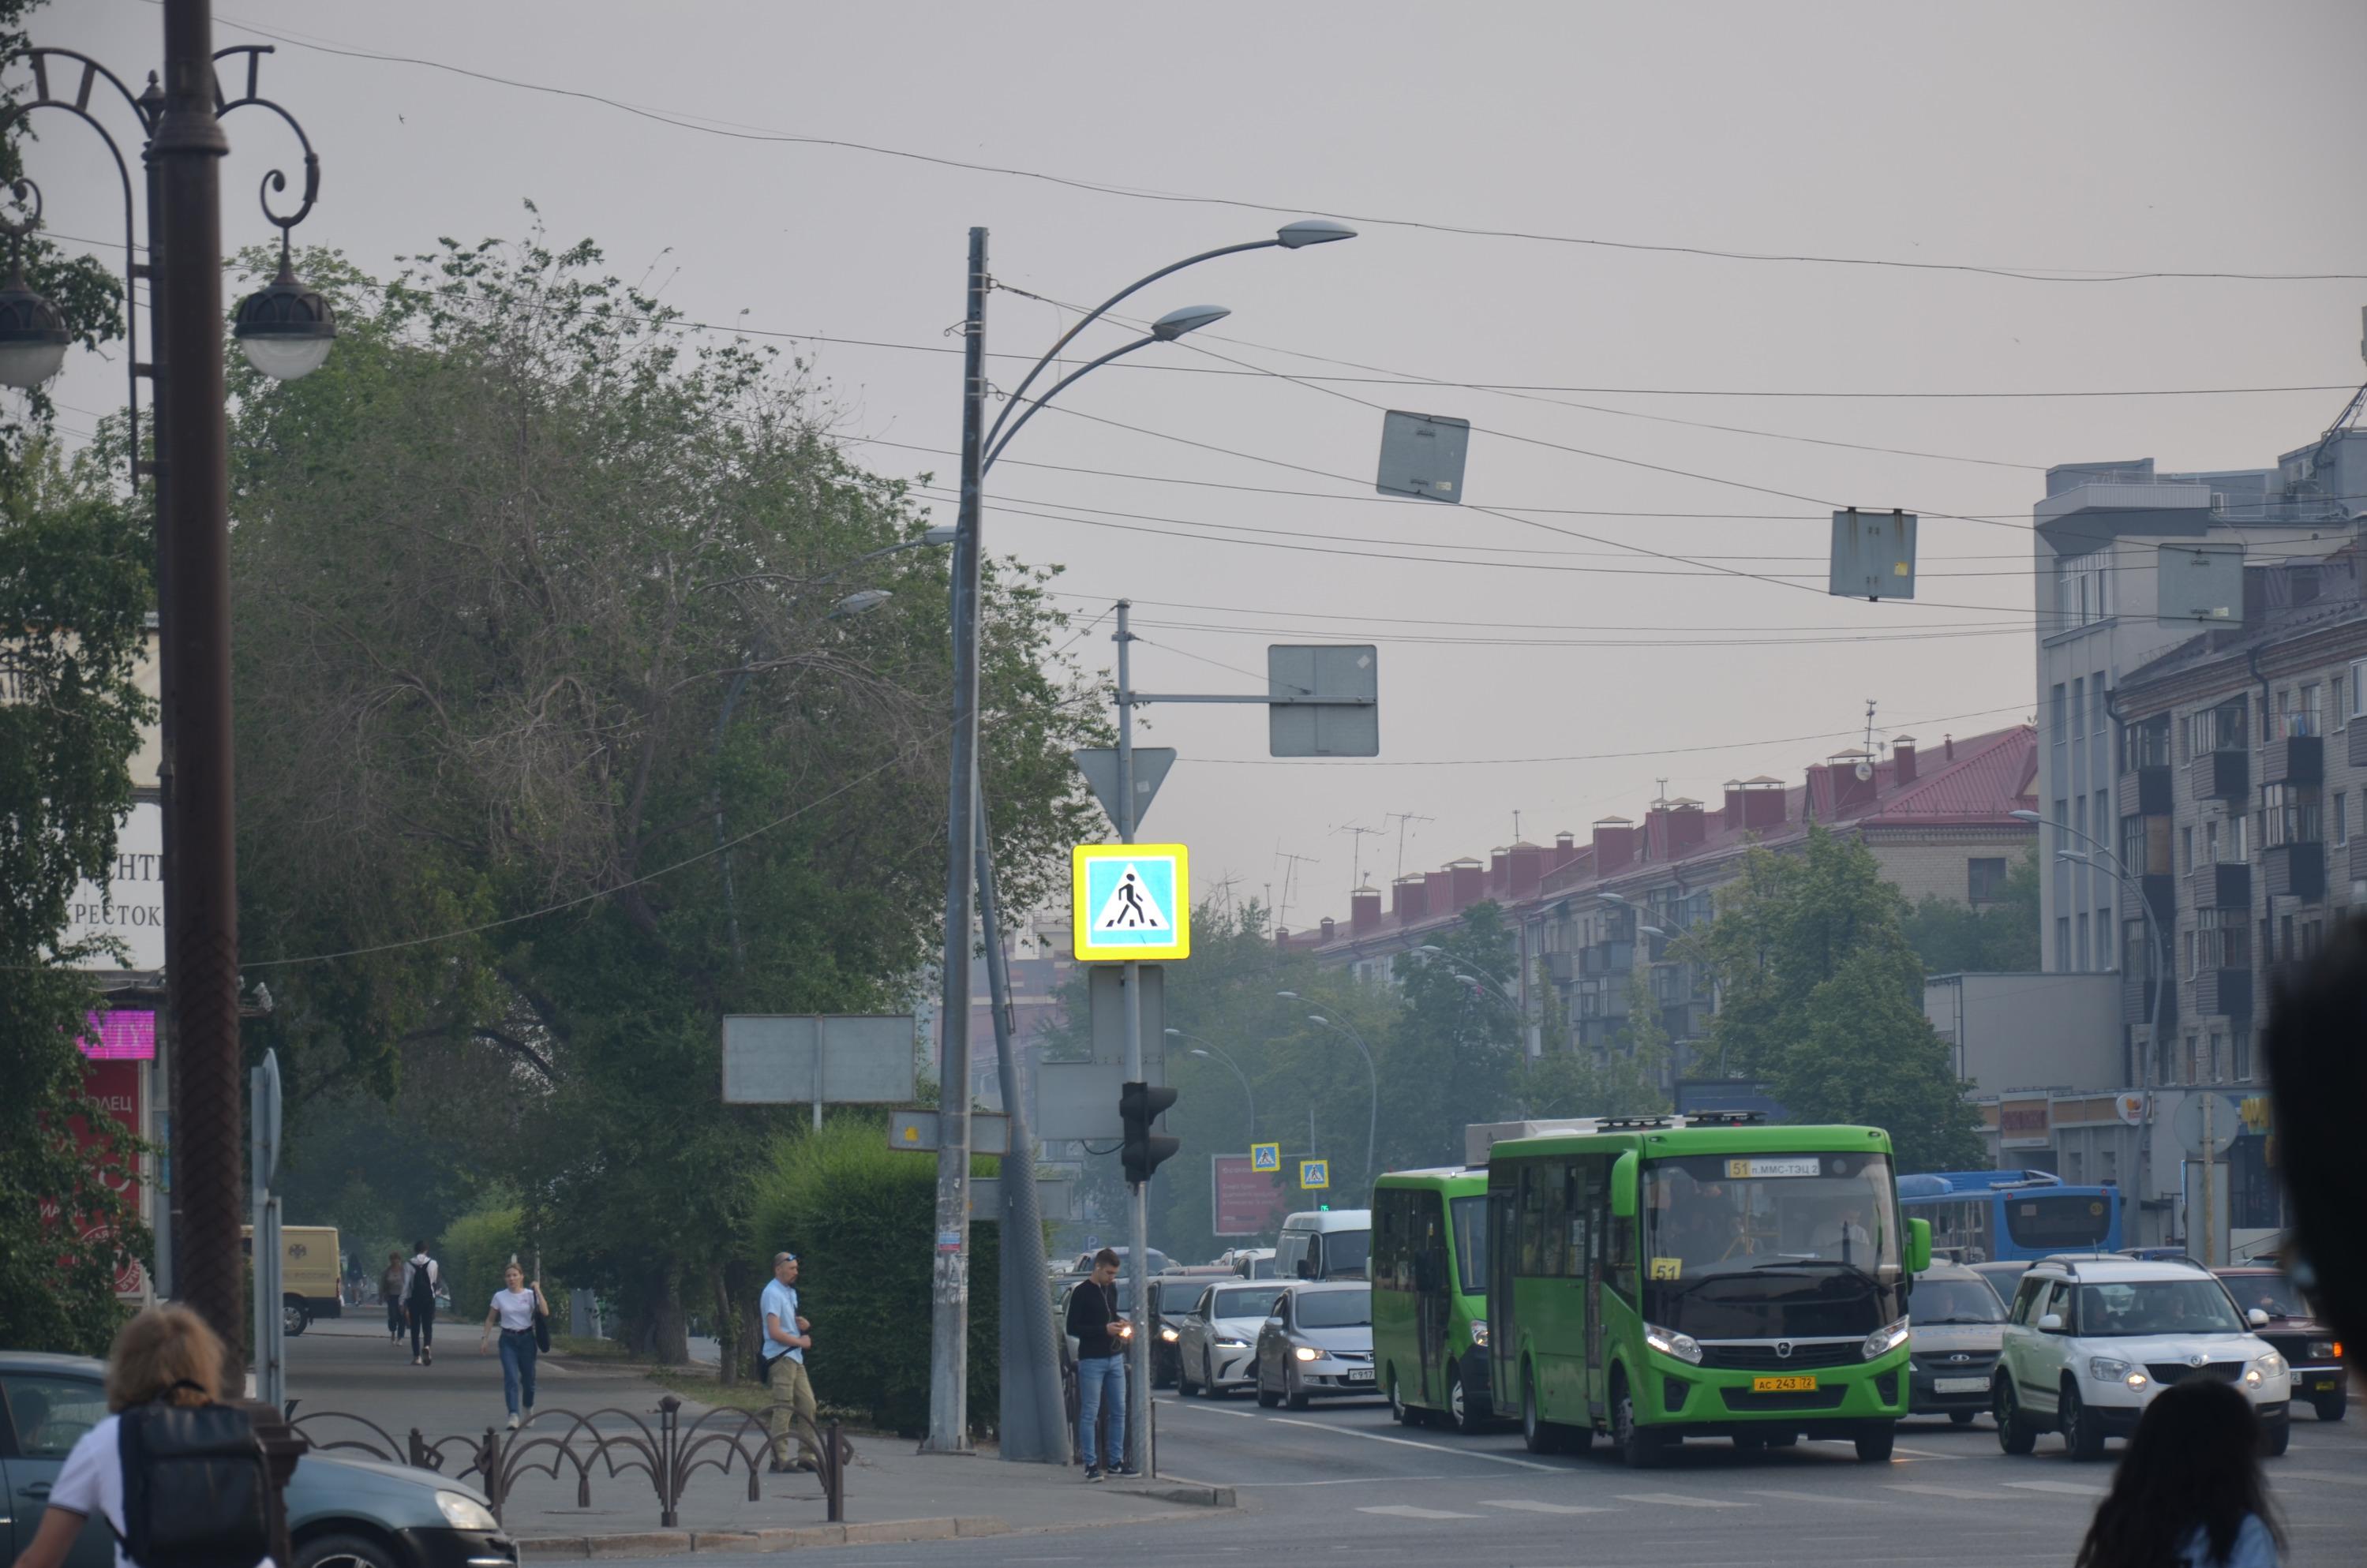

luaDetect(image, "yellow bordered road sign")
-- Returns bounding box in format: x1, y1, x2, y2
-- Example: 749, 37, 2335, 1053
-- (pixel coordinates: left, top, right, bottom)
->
1299, 1158, 1330, 1190
1249, 1142, 1281, 1173
1071, 843, 1191, 962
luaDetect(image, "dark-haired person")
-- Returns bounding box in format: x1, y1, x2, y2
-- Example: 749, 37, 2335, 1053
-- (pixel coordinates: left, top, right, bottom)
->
1063, 1248, 1135, 1481
2073, 1378, 2282, 1568
403, 1241, 441, 1365
380, 1250, 407, 1343
2265, 911, 2367, 1353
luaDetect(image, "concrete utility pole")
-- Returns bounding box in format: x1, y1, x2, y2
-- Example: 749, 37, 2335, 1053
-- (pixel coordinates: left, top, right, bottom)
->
1114, 600, 1152, 1474
925, 226, 989, 1454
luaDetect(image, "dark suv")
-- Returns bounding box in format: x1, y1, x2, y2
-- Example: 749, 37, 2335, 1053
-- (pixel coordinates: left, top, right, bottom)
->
2215, 1268, 2346, 1421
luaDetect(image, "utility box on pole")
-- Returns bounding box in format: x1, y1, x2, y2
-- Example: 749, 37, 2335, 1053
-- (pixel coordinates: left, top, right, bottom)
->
1268, 645, 1379, 758
1829, 508, 1918, 601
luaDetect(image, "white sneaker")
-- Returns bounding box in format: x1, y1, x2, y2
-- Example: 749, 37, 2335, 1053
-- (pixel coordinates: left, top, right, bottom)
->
506, 1413, 520, 1431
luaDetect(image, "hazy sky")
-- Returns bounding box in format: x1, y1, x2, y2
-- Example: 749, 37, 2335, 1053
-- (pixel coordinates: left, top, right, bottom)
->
36, 1, 2367, 933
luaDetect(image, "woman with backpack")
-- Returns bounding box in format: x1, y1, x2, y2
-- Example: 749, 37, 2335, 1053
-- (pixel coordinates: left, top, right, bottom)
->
2074, 1377, 2285, 1568
10, 1305, 274, 1568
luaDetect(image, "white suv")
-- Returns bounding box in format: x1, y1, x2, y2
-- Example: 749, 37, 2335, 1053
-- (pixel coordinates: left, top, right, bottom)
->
1993, 1255, 2292, 1460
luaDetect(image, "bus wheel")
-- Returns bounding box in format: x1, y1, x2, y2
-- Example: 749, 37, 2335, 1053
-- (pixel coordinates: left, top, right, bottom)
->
1853, 1422, 1897, 1463
1612, 1376, 1665, 1469
1451, 1365, 1491, 1437
1388, 1372, 1422, 1426
1519, 1367, 1564, 1454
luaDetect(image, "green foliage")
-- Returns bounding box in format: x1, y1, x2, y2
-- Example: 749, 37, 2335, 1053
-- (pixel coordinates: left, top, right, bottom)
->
1376, 902, 1524, 1169
1695, 826, 1983, 1172
1904, 848, 2041, 975
745, 1119, 1001, 1435
1518, 1003, 1672, 1121
440, 1192, 528, 1319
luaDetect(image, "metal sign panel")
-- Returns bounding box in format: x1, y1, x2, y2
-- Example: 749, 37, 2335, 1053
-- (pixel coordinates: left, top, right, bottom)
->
1071, 747, 1177, 833
1299, 1158, 1331, 1190
1268, 645, 1379, 758
722, 1015, 916, 1106
1249, 1142, 1281, 1173
1213, 1154, 1290, 1237
970, 1176, 1077, 1222
1036, 1061, 1126, 1143
1087, 964, 1165, 1070
1829, 509, 1918, 601
886, 1107, 1009, 1155
1071, 844, 1191, 961
1376, 410, 1470, 502
2157, 543, 2244, 627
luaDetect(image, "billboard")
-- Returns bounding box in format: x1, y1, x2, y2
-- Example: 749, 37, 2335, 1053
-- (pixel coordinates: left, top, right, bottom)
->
38, 1053, 150, 1301
1212, 1153, 1290, 1237
59, 802, 165, 971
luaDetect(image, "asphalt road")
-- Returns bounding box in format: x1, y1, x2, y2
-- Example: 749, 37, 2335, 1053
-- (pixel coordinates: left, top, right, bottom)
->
648, 1387, 2367, 1568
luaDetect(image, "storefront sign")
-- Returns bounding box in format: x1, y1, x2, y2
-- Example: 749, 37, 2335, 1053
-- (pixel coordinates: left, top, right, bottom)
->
59, 802, 164, 971
1999, 1097, 2052, 1150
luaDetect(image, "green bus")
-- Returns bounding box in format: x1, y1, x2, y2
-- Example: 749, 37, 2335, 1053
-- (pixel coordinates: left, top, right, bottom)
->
1486, 1113, 1932, 1467
1372, 1167, 1492, 1432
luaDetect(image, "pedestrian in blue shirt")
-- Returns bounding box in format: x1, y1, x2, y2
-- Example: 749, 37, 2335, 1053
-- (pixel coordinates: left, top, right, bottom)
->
758, 1251, 841, 1475
2075, 1378, 2283, 1568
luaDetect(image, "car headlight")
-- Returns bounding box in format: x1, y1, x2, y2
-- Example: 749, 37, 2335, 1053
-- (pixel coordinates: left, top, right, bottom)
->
1860, 1319, 1910, 1362
1643, 1323, 1703, 1366
1292, 1345, 1323, 1363
1470, 1319, 1489, 1348
435, 1491, 500, 1532
1160, 1327, 1179, 1342
2246, 1350, 2284, 1389
2087, 1357, 2132, 1382
2307, 1339, 2336, 1360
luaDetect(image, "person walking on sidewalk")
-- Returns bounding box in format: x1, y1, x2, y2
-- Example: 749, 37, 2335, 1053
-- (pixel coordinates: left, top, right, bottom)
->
758, 1250, 843, 1476
403, 1241, 440, 1365
478, 1262, 549, 1430
380, 1250, 406, 1343
1065, 1248, 1135, 1481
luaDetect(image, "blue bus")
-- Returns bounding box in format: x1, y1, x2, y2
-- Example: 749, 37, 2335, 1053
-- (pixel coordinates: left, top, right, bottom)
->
1895, 1170, 2122, 1262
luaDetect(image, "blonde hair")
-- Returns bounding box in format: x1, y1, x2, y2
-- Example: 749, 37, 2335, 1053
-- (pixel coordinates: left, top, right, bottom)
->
105, 1306, 229, 1412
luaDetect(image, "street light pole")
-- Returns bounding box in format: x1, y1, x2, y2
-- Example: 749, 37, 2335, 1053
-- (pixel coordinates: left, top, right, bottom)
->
1283, 997, 1377, 1189
1170, 1030, 1256, 1144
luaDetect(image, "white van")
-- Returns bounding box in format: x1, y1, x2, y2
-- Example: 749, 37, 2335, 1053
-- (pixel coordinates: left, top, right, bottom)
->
1275, 1209, 1371, 1282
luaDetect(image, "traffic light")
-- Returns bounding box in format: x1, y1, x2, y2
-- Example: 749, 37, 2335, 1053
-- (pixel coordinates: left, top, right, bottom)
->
1118, 1080, 1180, 1185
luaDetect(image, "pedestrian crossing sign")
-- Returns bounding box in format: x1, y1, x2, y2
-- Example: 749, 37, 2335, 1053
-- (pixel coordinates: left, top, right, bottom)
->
1071, 843, 1191, 962
1250, 1143, 1282, 1173
1299, 1158, 1330, 1190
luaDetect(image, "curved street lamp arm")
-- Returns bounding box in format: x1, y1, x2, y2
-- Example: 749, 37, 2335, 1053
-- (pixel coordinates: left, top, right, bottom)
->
983, 238, 1275, 454
983, 333, 1155, 476
1309, 1015, 1380, 1188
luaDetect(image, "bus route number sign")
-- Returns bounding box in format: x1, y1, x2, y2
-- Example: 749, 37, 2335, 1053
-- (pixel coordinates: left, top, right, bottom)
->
1728, 1156, 1822, 1179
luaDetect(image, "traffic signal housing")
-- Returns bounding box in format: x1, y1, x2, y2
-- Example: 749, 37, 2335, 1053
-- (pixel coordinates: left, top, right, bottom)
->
1119, 1080, 1180, 1185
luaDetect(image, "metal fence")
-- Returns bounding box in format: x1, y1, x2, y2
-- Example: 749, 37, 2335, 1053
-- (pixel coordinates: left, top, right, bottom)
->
290, 1394, 845, 1529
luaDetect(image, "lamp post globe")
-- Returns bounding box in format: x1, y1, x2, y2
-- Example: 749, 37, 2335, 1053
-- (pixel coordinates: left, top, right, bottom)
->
233, 245, 337, 382
0, 268, 69, 389
1151, 304, 1230, 341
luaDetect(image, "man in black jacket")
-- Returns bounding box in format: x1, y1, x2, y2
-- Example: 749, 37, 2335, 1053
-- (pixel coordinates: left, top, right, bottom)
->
1065, 1248, 1135, 1480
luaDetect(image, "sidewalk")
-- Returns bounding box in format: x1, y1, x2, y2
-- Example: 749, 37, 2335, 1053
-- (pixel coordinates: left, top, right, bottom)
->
287, 1318, 1228, 1555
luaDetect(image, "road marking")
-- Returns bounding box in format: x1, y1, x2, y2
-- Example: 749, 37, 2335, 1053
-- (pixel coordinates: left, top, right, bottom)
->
2003, 1480, 2104, 1497
1358, 1504, 1482, 1520
1615, 1491, 1745, 1509
1479, 1499, 1614, 1514
1263, 1416, 1560, 1471
1886, 1483, 1999, 1500
2280, 1469, 2367, 1488
1743, 1489, 1882, 1506
1234, 1474, 1448, 1488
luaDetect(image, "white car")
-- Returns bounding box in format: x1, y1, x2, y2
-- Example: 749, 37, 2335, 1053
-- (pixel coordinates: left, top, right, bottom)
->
1175, 1280, 1286, 1397
1992, 1255, 2292, 1460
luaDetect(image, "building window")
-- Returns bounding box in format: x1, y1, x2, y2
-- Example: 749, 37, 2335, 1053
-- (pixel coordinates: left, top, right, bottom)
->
2197, 907, 2249, 968
2052, 683, 2068, 747
2077, 913, 2090, 970
1968, 858, 2007, 903
2234, 1028, 2253, 1083
2058, 552, 2110, 627
2099, 905, 2113, 960
2263, 783, 2320, 848
2337, 673, 2348, 731
2205, 819, 2220, 864
2208, 1031, 2226, 1083
2182, 1036, 2199, 1085
2056, 916, 2071, 971
2299, 682, 2323, 737
2180, 825, 2194, 873
2072, 678, 2086, 754
2339, 793, 2350, 848
2124, 715, 2170, 770
2103, 1149, 2118, 1184
2183, 927, 2197, 979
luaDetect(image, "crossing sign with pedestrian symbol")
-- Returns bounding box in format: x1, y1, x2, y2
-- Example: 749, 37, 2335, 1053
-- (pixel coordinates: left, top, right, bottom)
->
1071, 843, 1191, 962
1249, 1142, 1281, 1173
1299, 1158, 1330, 1190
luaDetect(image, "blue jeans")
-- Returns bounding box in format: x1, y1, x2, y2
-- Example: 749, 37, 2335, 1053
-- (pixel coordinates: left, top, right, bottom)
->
1077, 1353, 1126, 1469
500, 1330, 538, 1416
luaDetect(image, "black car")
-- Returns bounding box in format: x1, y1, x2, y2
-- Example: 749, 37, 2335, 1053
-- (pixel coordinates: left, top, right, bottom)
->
1148, 1273, 1229, 1389
1, 1352, 515, 1568
2215, 1267, 2347, 1421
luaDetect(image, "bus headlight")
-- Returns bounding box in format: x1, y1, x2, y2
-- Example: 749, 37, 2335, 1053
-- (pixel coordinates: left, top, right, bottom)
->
1470, 1319, 1489, 1348
1643, 1324, 1703, 1366
1860, 1319, 1910, 1361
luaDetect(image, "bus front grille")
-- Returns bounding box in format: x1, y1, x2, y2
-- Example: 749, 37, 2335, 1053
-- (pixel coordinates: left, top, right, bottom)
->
1719, 1385, 1849, 1412
1698, 1341, 1862, 1372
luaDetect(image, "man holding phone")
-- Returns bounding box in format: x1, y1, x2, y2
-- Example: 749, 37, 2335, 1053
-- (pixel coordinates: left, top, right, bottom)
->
1065, 1248, 1136, 1480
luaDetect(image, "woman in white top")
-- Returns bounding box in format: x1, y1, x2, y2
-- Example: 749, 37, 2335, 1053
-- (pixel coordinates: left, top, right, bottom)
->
478, 1262, 550, 1429
12, 1305, 274, 1568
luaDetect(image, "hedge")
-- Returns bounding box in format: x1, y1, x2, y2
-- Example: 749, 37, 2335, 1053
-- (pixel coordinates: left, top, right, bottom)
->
440, 1193, 529, 1322
745, 1118, 1000, 1436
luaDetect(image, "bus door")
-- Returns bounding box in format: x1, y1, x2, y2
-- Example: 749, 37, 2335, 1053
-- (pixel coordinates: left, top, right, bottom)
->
1580, 1155, 1610, 1422
1487, 1181, 1519, 1414
1414, 1190, 1448, 1404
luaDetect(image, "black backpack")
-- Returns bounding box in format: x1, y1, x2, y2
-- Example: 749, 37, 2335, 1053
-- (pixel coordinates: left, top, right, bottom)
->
406, 1257, 436, 1311
116, 1394, 271, 1568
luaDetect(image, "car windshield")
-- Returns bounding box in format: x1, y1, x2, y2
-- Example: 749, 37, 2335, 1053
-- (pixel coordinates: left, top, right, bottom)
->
2220, 1274, 2309, 1320
1318, 1229, 1371, 1278
1294, 1289, 1371, 1330
1156, 1279, 1215, 1314
1213, 1288, 1279, 1319
1451, 1196, 1489, 1297
2076, 1279, 2245, 1337
1912, 1279, 2005, 1325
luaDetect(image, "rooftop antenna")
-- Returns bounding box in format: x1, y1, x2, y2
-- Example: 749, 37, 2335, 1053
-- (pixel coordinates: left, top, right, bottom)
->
1864, 698, 1878, 758
1653, 777, 1668, 806
2297, 305, 2367, 489
1331, 821, 1385, 890
1381, 810, 1435, 881
1274, 847, 1319, 930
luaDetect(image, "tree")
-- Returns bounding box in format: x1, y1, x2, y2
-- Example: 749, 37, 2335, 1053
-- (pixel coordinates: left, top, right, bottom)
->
1376, 902, 1523, 1170
1695, 826, 1983, 1172
0, 440, 153, 1353
1904, 848, 2041, 974
227, 227, 1096, 1361
1517, 1001, 1672, 1122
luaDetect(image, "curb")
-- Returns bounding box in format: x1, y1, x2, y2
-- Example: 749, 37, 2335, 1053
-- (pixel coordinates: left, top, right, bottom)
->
519, 1518, 1009, 1558
1111, 1476, 1236, 1508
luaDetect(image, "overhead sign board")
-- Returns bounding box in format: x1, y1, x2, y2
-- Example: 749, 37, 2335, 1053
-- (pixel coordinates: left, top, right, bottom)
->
1376, 410, 1470, 502
1072, 747, 1177, 833
969, 1176, 1076, 1223
1268, 645, 1378, 758
1072, 844, 1191, 962
2157, 542, 2244, 627
724, 1015, 918, 1106
1829, 508, 1918, 601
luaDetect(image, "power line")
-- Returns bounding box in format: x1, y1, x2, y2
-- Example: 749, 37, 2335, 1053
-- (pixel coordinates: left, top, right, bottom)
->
196, 6, 2367, 286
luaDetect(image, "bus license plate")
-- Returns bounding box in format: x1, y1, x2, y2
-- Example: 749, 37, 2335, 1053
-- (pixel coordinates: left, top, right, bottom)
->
1346, 1368, 1373, 1383
1752, 1375, 1817, 1393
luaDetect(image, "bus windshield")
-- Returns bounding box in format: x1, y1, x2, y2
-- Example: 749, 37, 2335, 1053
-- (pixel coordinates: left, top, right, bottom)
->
2001, 1193, 2112, 1252
1451, 1196, 1488, 1297
1641, 1151, 1903, 1338
1316, 1229, 1371, 1279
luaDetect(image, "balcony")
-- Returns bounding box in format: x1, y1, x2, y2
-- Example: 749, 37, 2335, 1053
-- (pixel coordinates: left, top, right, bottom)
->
2352, 725, 2367, 769
2117, 765, 2173, 818
2189, 861, 2250, 908
2194, 967, 2253, 1020
1581, 941, 1635, 977
1660, 1002, 1710, 1041
1545, 950, 1577, 982
2353, 838, 2367, 887
2264, 734, 2323, 787
2262, 840, 2327, 902
2122, 968, 2178, 1034
2190, 749, 2248, 802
